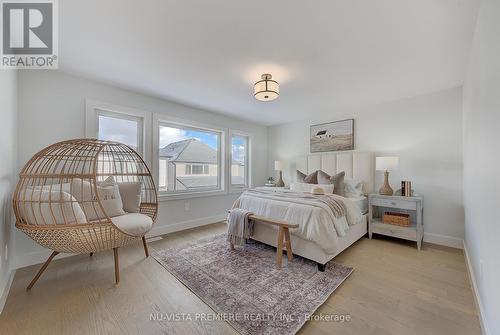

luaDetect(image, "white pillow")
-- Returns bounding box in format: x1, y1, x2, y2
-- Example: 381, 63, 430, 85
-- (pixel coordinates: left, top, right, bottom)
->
117, 182, 142, 213
290, 182, 335, 194
344, 178, 364, 197
18, 188, 87, 225
68, 177, 125, 220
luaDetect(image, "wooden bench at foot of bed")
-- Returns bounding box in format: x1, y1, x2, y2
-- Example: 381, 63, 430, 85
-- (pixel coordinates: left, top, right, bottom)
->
229, 215, 299, 269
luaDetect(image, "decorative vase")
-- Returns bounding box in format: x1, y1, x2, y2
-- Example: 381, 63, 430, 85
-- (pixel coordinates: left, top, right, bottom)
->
379, 170, 393, 195
276, 170, 285, 187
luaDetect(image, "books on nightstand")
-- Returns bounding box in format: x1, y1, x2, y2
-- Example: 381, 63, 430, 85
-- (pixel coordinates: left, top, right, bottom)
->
401, 181, 412, 197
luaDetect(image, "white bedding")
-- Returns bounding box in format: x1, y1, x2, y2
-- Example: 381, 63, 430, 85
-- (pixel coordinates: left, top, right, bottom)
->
232, 188, 365, 253
348, 196, 368, 214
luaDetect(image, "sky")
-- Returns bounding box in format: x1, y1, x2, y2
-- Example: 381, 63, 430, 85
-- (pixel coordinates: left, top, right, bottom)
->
99, 116, 246, 164
98, 115, 138, 148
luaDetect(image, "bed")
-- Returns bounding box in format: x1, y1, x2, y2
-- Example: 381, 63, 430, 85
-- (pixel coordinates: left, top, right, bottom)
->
232, 152, 374, 270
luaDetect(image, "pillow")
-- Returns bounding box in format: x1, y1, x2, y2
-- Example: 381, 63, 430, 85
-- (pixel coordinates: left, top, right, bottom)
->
344, 178, 364, 198
290, 182, 334, 194
68, 177, 125, 220
117, 182, 142, 213
331, 171, 346, 197
296, 170, 318, 184
18, 188, 86, 225
316, 170, 345, 197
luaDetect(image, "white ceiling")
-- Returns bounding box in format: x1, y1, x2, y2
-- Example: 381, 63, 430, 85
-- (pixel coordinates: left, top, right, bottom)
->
59, 0, 479, 125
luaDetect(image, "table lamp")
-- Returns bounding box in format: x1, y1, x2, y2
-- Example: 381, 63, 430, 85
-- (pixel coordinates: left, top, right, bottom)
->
376, 156, 399, 196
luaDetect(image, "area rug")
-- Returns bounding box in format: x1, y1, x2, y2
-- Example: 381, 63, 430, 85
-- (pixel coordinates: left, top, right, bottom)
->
152, 234, 353, 335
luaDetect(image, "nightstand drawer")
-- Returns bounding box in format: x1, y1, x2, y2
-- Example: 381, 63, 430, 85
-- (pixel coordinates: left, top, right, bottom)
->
371, 221, 417, 241
370, 197, 417, 210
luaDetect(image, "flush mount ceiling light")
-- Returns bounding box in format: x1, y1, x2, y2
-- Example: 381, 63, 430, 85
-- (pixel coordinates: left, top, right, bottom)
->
254, 74, 279, 101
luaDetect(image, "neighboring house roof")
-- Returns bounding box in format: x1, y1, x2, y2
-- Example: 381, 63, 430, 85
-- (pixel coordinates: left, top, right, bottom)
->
160, 138, 216, 164
159, 138, 243, 165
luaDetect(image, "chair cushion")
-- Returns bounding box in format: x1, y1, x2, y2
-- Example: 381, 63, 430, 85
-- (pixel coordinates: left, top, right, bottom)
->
111, 213, 153, 237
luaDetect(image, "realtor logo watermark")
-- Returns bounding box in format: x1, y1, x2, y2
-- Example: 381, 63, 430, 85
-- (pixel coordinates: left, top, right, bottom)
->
1, 0, 58, 69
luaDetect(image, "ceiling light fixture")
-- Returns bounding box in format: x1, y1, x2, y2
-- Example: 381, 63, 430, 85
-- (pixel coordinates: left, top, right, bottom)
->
254, 74, 279, 101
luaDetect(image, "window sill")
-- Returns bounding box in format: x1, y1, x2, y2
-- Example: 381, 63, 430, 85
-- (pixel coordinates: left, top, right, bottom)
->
158, 189, 228, 201
229, 187, 249, 194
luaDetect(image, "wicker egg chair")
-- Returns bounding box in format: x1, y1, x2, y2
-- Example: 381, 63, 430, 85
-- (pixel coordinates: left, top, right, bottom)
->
13, 139, 158, 289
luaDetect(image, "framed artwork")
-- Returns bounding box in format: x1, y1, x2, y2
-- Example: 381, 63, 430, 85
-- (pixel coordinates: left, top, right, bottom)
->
310, 119, 354, 152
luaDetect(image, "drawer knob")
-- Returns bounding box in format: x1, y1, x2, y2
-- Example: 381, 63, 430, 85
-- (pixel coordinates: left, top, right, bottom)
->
391, 202, 397, 205
390, 229, 396, 233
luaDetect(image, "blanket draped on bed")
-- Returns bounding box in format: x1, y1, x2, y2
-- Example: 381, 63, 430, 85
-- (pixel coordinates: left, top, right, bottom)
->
231, 188, 364, 253
245, 189, 348, 219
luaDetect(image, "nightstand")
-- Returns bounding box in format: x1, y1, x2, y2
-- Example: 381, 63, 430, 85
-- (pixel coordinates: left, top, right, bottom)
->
368, 194, 424, 250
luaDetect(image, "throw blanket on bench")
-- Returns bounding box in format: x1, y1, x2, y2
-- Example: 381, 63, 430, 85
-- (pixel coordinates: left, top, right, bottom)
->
227, 208, 254, 247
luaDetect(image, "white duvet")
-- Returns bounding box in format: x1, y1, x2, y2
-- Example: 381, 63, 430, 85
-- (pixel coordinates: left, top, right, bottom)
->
232, 188, 365, 252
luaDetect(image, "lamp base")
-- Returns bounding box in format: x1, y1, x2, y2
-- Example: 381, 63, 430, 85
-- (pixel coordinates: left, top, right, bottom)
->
379, 171, 394, 196
275, 170, 285, 187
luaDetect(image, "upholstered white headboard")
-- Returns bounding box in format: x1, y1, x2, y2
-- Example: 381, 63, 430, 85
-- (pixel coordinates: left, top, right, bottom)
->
294, 151, 374, 194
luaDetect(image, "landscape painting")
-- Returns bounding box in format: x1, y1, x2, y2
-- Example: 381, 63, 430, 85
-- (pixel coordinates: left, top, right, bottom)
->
310, 119, 354, 152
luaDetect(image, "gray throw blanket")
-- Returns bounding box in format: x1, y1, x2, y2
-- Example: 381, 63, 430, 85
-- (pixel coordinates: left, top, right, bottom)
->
245, 189, 347, 219
227, 208, 254, 247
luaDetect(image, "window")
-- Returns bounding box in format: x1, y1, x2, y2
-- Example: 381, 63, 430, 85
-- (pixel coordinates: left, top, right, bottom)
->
231, 134, 249, 188
97, 113, 142, 153
157, 122, 223, 193
184, 164, 209, 175
87, 100, 252, 199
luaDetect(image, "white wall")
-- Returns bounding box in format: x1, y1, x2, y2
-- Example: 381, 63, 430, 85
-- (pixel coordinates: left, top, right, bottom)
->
463, 0, 500, 333
15, 70, 268, 267
268, 87, 464, 246
0, 70, 17, 311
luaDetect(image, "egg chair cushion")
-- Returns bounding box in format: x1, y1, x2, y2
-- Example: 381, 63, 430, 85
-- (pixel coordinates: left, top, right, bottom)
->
18, 188, 87, 225
111, 213, 153, 237
117, 182, 142, 213
69, 177, 126, 220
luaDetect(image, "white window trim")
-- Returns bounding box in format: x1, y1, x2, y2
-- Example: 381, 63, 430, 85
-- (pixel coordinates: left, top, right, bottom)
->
229, 130, 252, 193
152, 113, 227, 200
86, 100, 253, 201
85, 99, 152, 166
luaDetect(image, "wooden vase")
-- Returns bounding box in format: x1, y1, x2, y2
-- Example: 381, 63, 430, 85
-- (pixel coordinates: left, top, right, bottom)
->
379, 170, 394, 196
276, 170, 285, 187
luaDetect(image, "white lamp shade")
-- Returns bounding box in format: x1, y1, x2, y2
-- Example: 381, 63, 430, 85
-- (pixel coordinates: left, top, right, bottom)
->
376, 156, 399, 171
274, 160, 284, 171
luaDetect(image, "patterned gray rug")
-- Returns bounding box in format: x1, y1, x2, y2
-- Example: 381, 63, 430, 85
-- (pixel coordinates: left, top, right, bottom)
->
152, 234, 353, 335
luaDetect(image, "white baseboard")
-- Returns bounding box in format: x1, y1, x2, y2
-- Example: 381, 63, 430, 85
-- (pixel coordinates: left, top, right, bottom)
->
463, 241, 490, 335
14, 214, 227, 270
423, 232, 463, 249
146, 214, 226, 238
14, 249, 76, 270
0, 269, 16, 314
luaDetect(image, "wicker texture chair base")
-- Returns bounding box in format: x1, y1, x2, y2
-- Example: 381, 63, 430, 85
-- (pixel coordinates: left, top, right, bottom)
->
13, 139, 158, 289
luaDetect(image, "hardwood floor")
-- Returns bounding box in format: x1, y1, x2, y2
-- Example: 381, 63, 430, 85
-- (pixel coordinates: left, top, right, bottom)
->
0, 223, 481, 335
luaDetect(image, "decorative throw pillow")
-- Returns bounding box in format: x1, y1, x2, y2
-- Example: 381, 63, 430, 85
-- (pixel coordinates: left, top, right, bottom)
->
344, 178, 364, 197
68, 177, 125, 220
117, 182, 142, 213
316, 170, 345, 196
296, 170, 318, 184
18, 188, 87, 225
316, 170, 332, 184
331, 171, 346, 197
